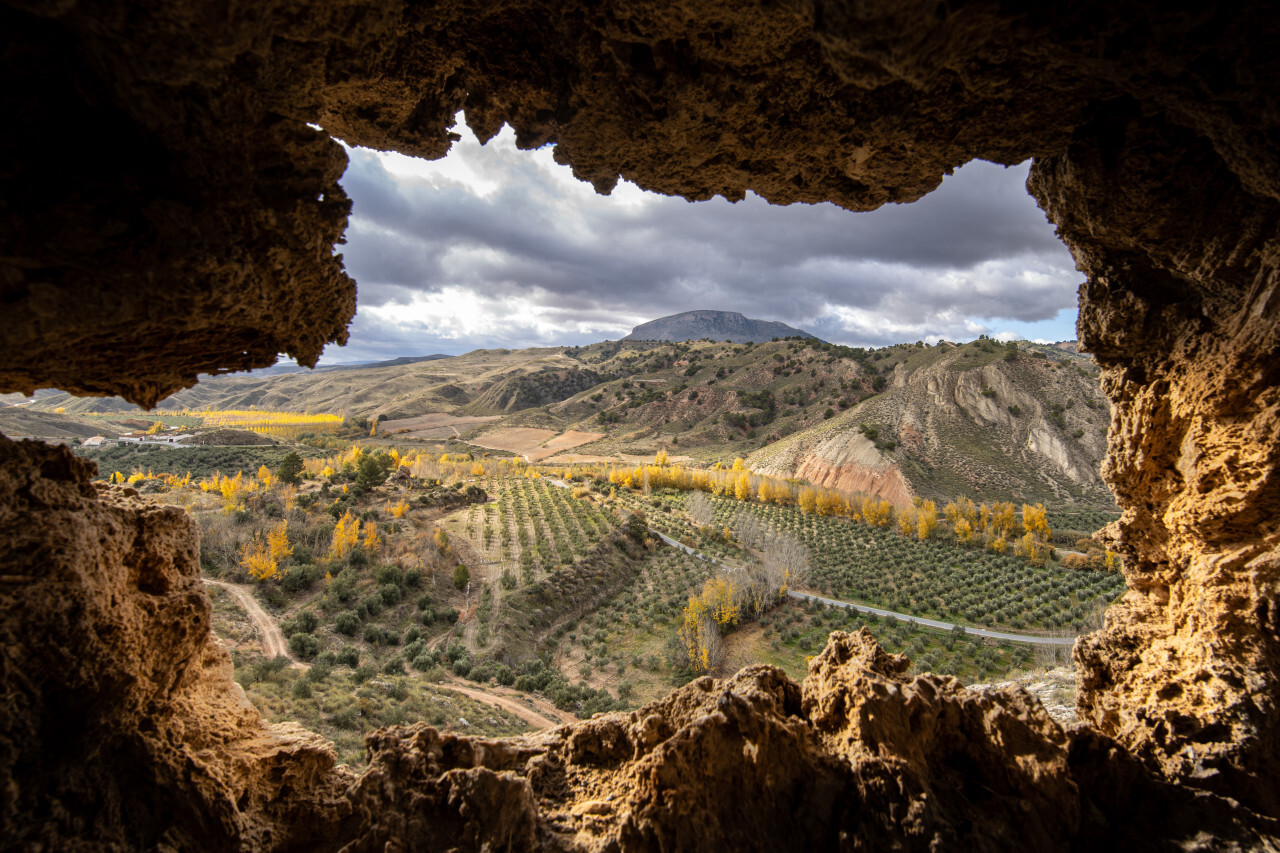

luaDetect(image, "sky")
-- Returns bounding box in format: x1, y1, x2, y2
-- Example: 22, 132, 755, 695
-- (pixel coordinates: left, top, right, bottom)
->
323, 112, 1081, 363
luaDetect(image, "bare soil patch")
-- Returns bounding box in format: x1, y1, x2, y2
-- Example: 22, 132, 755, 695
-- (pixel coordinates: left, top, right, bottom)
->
473, 427, 605, 461
381, 413, 501, 439
439, 677, 576, 729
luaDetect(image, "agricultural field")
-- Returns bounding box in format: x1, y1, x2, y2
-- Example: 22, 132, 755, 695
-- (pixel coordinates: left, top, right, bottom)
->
159, 408, 345, 440
470, 427, 606, 461
83, 433, 1124, 761
439, 476, 623, 589
540, 536, 1043, 696
691, 494, 1125, 633
82, 444, 318, 480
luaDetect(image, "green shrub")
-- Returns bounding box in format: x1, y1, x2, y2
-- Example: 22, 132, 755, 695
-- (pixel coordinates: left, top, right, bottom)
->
379, 583, 402, 606
287, 632, 320, 659
337, 646, 360, 667
331, 707, 358, 730
453, 564, 470, 589
335, 611, 361, 635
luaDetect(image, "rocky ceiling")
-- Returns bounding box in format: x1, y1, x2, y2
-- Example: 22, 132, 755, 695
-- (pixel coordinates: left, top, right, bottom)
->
1, 0, 1277, 848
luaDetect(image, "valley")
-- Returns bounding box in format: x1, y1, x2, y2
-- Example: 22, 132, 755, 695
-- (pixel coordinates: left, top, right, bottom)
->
5, 327, 1124, 768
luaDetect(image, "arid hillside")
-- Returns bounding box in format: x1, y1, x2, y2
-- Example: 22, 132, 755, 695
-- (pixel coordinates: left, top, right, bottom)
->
750, 339, 1113, 506
14, 335, 1112, 510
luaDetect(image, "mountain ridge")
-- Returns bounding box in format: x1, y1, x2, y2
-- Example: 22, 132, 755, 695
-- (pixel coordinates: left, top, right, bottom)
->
622, 310, 817, 344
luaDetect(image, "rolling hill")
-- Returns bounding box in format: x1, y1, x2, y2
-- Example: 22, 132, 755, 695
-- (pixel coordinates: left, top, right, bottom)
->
14, 334, 1114, 510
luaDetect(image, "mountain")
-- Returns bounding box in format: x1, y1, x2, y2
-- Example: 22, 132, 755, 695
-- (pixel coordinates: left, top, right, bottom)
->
747, 339, 1112, 506
27, 349, 582, 421
314, 354, 452, 372
622, 310, 817, 344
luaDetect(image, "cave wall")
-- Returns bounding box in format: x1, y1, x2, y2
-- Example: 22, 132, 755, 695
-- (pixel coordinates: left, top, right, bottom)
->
2, 0, 1278, 848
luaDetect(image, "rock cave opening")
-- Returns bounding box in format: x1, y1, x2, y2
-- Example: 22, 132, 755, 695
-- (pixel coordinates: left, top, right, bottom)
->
1, 1, 1277, 849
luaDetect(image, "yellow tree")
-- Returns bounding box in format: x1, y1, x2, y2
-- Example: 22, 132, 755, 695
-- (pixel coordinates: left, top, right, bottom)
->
362, 523, 382, 556
1022, 503, 1051, 541
257, 465, 276, 490
798, 487, 817, 514
240, 536, 277, 581
990, 502, 1018, 538
896, 505, 917, 538
1015, 531, 1045, 563
733, 473, 752, 502
954, 516, 974, 544
679, 596, 713, 673
701, 577, 740, 629
328, 511, 361, 560
917, 500, 939, 540
816, 490, 843, 516
267, 520, 292, 564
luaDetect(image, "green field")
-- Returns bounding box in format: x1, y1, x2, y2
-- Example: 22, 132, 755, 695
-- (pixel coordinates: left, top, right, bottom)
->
695, 494, 1124, 633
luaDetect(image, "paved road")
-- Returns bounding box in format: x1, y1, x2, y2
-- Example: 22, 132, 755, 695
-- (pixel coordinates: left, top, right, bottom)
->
786, 591, 1078, 646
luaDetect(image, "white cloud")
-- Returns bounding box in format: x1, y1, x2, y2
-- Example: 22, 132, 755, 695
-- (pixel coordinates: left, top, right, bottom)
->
325, 113, 1080, 361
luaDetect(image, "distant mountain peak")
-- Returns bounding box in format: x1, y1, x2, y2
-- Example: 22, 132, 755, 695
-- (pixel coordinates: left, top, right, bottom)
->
623, 310, 818, 344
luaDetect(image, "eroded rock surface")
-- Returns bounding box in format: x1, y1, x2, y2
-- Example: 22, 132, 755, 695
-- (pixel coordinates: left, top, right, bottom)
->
2, 0, 1280, 848
0, 435, 353, 850
1032, 111, 1280, 819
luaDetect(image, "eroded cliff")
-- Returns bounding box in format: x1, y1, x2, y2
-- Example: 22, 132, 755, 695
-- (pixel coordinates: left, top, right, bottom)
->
2, 0, 1279, 848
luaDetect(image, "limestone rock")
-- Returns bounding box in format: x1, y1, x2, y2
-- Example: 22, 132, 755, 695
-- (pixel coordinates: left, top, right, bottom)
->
2, 0, 1280, 848
0, 434, 352, 850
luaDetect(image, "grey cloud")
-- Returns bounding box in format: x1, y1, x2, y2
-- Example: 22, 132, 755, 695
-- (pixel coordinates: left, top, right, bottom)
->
332, 126, 1079, 360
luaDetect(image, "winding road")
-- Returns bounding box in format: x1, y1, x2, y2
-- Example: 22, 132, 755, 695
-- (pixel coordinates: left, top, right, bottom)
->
440, 676, 576, 729
649, 523, 1079, 646
202, 579, 303, 664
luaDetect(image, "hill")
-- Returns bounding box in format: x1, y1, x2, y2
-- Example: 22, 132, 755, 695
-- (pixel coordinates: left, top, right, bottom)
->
22, 335, 1114, 509
747, 338, 1113, 506
622, 310, 816, 343
0, 408, 120, 440
27, 349, 578, 421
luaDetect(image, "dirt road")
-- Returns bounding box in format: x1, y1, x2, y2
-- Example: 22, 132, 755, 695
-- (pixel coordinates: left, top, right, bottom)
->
202, 579, 303, 665
440, 676, 576, 729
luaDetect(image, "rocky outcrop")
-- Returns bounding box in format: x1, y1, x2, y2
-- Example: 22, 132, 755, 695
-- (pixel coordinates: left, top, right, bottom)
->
2, 0, 1280, 848
623, 310, 817, 344
0, 435, 353, 849
1032, 112, 1280, 820
790, 430, 915, 507
343, 629, 1280, 849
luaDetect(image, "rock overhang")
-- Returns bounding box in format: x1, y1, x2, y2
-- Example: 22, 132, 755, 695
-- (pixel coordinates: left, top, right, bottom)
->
1, 0, 1278, 847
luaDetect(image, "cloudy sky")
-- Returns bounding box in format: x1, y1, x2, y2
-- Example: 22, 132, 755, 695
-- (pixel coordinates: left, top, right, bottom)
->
326, 113, 1081, 363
